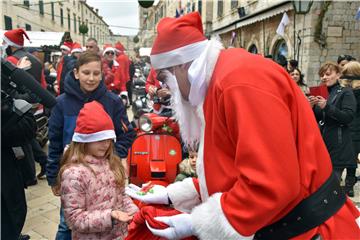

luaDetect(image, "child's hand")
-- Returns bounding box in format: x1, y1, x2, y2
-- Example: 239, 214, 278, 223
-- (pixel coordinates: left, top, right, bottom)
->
111, 210, 133, 223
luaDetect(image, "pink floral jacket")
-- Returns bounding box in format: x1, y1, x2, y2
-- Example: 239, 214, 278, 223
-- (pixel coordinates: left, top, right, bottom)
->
60, 155, 138, 240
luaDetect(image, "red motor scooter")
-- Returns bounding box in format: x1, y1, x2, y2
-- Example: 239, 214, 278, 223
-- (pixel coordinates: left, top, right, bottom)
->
127, 113, 182, 187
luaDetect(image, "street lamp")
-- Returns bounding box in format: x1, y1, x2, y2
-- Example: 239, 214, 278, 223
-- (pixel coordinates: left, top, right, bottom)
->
292, 1, 313, 63
292, 0, 313, 14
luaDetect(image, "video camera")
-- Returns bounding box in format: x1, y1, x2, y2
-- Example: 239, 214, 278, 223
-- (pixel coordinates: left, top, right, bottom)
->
1, 58, 57, 128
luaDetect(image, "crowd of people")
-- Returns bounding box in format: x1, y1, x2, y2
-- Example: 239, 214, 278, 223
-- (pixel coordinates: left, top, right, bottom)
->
1, 10, 360, 240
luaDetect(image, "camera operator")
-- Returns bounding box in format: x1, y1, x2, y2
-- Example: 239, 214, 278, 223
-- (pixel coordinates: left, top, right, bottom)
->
3, 28, 48, 180
1, 59, 37, 239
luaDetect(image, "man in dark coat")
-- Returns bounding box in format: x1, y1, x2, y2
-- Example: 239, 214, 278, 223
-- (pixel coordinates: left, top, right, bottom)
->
1, 96, 37, 239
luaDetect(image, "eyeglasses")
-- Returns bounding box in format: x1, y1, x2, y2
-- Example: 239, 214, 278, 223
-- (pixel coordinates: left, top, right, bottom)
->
105, 51, 114, 55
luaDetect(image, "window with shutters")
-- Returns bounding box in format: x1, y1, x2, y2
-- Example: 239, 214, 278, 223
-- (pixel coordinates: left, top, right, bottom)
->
25, 24, 31, 31
39, 0, 44, 15
4, 15, 12, 30
60, 8, 64, 26
217, 0, 223, 18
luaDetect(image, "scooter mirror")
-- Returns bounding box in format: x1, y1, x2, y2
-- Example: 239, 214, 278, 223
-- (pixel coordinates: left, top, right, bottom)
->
139, 115, 152, 132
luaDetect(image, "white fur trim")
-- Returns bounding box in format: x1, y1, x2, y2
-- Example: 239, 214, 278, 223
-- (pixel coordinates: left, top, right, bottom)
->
196, 105, 209, 201
71, 48, 82, 54
167, 178, 201, 213
113, 60, 119, 67
72, 130, 116, 143
3, 35, 23, 48
191, 193, 254, 240
60, 45, 71, 51
103, 47, 116, 56
120, 91, 128, 97
356, 216, 360, 228
150, 40, 208, 69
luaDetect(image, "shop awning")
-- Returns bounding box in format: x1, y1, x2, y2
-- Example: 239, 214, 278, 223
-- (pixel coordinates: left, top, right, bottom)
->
212, 1, 293, 35
0, 30, 64, 47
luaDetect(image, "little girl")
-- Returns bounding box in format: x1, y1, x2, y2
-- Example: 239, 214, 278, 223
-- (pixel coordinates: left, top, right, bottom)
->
58, 100, 138, 240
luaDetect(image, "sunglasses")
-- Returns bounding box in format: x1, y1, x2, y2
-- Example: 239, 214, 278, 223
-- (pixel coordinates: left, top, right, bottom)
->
105, 51, 114, 55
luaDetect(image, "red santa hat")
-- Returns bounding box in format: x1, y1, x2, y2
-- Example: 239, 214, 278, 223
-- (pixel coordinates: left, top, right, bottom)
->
70, 42, 83, 54
114, 42, 125, 53
3, 28, 30, 48
150, 12, 207, 70
102, 43, 115, 56
60, 41, 73, 51
72, 101, 116, 143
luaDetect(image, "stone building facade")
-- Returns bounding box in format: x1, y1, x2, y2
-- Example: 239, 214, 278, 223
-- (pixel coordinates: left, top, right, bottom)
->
1, 0, 111, 46
138, 0, 359, 86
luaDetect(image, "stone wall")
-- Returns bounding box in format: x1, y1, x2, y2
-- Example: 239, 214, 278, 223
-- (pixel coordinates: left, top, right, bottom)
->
217, 1, 359, 87
304, 1, 360, 86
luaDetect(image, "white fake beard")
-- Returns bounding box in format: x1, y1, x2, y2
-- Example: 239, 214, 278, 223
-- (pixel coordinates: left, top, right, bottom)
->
163, 71, 202, 151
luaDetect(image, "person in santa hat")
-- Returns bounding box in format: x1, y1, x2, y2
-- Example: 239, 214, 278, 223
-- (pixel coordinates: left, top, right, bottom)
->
2, 28, 43, 84
59, 42, 83, 94
2, 28, 49, 183
58, 101, 138, 240
126, 12, 360, 239
56, 40, 73, 95
102, 44, 123, 96
114, 42, 131, 106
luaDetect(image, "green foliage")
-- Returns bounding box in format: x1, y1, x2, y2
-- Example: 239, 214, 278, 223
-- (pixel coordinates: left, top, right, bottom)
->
133, 35, 139, 43
79, 24, 89, 35
138, 1, 154, 8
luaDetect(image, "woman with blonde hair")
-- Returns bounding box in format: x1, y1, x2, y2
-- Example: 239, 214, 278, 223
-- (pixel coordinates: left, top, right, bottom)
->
341, 61, 360, 197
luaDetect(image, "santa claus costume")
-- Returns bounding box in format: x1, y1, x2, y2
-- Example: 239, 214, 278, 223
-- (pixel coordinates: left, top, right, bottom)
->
127, 12, 360, 240
114, 42, 131, 99
102, 44, 122, 93
56, 41, 73, 95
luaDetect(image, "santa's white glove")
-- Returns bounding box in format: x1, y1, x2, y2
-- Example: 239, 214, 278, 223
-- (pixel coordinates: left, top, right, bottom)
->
125, 183, 169, 205
146, 214, 193, 240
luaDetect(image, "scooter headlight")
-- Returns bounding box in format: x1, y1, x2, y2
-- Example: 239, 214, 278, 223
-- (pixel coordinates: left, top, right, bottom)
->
139, 115, 152, 132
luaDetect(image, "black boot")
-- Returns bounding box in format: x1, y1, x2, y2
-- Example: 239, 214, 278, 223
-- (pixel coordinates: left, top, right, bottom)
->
19, 234, 30, 240
345, 185, 355, 197
37, 164, 46, 179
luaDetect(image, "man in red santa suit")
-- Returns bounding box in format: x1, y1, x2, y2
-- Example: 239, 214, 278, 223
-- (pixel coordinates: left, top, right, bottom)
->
114, 41, 131, 105
126, 12, 360, 240
56, 40, 72, 95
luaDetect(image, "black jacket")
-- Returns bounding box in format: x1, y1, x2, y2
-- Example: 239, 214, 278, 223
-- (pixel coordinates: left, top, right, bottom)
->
349, 88, 360, 142
1, 109, 37, 239
314, 84, 357, 167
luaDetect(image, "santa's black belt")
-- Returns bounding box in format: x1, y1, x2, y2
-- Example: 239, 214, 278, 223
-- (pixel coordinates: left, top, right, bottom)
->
254, 172, 346, 240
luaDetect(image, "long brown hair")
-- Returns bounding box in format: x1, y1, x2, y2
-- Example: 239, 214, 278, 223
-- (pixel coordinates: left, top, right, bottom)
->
57, 141, 126, 188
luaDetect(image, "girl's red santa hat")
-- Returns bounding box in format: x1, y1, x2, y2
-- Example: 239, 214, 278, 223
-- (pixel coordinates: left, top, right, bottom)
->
150, 12, 207, 70
102, 43, 115, 56
72, 101, 116, 143
3, 28, 31, 48
60, 41, 73, 52
70, 42, 83, 54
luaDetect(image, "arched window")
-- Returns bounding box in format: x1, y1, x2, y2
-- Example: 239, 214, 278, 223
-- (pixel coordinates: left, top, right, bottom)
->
248, 44, 258, 54
273, 39, 288, 66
